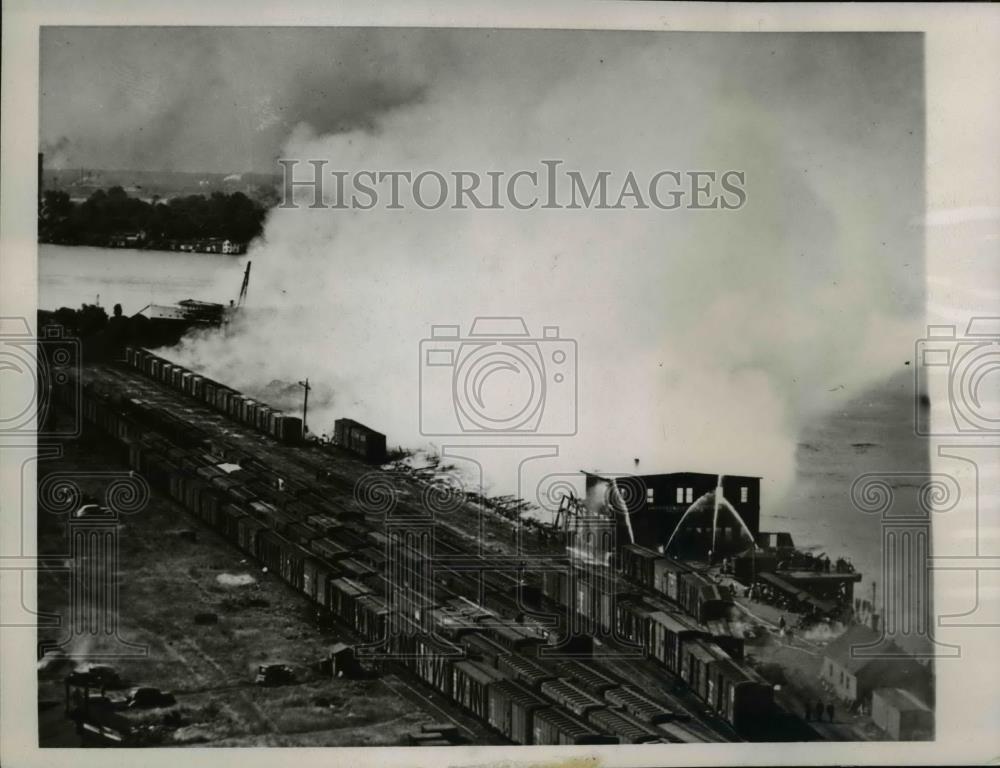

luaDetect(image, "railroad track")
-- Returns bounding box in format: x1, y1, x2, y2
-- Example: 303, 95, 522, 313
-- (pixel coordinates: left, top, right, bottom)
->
71, 362, 779, 743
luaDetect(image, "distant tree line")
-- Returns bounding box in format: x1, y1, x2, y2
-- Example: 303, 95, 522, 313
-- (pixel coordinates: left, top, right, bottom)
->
39, 186, 267, 248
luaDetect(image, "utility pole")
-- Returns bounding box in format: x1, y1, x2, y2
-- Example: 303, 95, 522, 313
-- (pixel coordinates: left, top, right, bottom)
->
298, 378, 310, 435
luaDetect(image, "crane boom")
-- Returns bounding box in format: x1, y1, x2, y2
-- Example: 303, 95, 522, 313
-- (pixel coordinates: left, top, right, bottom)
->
237, 261, 252, 308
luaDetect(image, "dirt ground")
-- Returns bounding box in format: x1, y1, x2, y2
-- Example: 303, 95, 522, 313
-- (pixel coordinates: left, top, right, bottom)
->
36, 422, 498, 747
735, 598, 884, 741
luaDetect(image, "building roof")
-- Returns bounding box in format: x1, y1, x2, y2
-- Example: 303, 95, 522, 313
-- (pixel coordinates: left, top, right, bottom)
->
823, 625, 884, 673
133, 303, 189, 321
585, 470, 762, 482
873, 687, 931, 713
329, 642, 352, 656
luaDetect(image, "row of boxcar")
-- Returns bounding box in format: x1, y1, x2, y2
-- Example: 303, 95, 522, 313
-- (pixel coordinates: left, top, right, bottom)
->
124, 346, 304, 444
619, 543, 735, 624
388, 612, 688, 745
612, 595, 770, 728
59, 376, 730, 745
541, 544, 773, 734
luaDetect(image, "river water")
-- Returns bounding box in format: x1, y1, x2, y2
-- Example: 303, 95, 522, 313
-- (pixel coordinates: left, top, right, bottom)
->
39, 244, 244, 316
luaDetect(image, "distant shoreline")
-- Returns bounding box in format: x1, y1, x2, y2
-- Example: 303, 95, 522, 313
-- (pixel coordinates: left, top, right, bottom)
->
38, 238, 250, 255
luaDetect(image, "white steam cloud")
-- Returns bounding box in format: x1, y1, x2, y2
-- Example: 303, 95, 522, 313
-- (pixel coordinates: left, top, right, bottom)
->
164, 33, 923, 512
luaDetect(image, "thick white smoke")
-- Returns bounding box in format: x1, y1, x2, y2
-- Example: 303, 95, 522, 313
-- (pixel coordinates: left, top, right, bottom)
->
165, 33, 923, 513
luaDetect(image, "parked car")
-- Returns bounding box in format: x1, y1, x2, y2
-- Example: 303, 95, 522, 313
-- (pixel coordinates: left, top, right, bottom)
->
69, 665, 124, 690
255, 664, 295, 687
126, 687, 176, 709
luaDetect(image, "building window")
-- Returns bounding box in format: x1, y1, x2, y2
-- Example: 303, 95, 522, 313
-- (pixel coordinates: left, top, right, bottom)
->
685, 488, 694, 504
740, 486, 749, 503
647, 488, 655, 504
676, 487, 684, 504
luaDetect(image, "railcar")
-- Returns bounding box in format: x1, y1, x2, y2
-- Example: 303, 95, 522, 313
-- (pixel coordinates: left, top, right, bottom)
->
532, 705, 618, 745
452, 660, 505, 721
487, 680, 549, 745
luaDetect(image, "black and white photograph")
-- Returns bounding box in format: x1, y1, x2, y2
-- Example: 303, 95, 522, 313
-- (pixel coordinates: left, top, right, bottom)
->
2, 3, 999, 765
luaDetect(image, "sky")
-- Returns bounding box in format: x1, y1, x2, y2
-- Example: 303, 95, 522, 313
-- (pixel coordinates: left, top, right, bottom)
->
41, 28, 926, 506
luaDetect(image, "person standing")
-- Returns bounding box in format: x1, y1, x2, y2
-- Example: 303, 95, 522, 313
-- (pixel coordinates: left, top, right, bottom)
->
826, 702, 835, 723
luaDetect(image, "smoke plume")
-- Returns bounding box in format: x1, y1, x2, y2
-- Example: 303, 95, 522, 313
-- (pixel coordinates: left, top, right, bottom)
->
162, 31, 923, 511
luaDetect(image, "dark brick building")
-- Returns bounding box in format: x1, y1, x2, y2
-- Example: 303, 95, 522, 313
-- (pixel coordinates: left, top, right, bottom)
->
584, 471, 761, 558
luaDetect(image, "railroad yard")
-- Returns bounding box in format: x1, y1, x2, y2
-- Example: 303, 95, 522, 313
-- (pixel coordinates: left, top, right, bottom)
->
37, 419, 498, 746
38, 349, 827, 746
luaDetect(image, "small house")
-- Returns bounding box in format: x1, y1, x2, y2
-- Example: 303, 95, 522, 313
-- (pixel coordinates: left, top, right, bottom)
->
820, 625, 929, 706
871, 687, 932, 740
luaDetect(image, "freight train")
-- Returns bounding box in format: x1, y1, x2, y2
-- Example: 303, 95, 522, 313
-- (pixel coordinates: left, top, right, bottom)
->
126, 347, 390, 463
541, 542, 774, 733
55, 364, 776, 742
125, 347, 303, 443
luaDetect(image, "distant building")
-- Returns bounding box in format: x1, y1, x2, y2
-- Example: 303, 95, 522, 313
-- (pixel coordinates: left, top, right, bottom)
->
133, 299, 226, 326
820, 625, 930, 706
108, 231, 146, 248
133, 304, 190, 322
871, 687, 932, 740
585, 471, 761, 557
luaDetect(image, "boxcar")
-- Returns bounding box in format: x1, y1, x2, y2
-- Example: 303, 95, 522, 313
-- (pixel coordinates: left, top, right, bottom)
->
707, 652, 773, 730
303, 555, 337, 604
619, 543, 659, 590
411, 632, 463, 697
604, 685, 676, 725
333, 418, 387, 463
497, 652, 556, 690
678, 571, 733, 623
452, 660, 504, 721
558, 661, 620, 696
273, 415, 303, 444
488, 680, 549, 745
431, 598, 496, 641
219, 503, 248, 543
309, 537, 350, 563
481, 619, 544, 657
256, 405, 271, 432
460, 632, 510, 667
615, 598, 655, 652
586, 707, 661, 744
653, 557, 688, 602
648, 609, 705, 674
236, 514, 267, 555
542, 569, 570, 609
327, 577, 372, 628
355, 594, 389, 642
285, 521, 324, 546
533, 705, 618, 746
540, 678, 606, 718
679, 638, 719, 701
